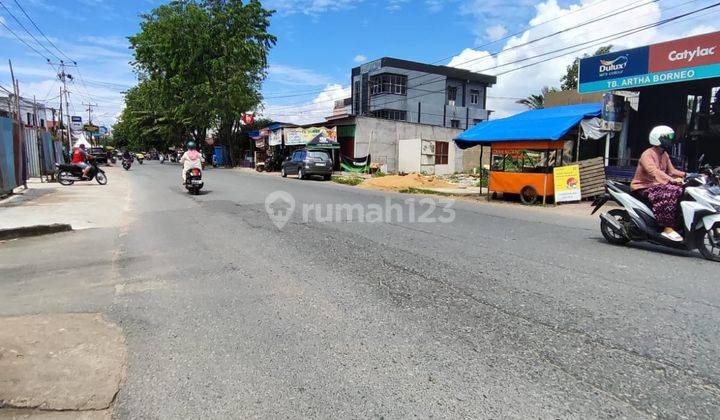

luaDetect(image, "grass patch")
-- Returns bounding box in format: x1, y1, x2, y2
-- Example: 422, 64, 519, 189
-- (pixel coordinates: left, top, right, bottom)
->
398, 187, 456, 196
372, 171, 387, 178
331, 176, 363, 186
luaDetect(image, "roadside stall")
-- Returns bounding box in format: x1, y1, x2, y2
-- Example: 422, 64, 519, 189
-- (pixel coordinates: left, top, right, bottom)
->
455, 103, 601, 205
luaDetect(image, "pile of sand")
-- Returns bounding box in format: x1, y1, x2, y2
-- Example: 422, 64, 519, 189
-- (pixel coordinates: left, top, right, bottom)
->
360, 173, 456, 191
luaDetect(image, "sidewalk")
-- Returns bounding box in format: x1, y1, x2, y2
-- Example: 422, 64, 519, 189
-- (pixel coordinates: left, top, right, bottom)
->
0, 166, 131, 234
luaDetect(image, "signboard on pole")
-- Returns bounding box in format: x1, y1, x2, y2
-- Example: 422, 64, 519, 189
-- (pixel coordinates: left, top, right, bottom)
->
579, 31, 720, 93
553, 165, 582, 202
70, 116, 82, 131
601, 93, 624, 131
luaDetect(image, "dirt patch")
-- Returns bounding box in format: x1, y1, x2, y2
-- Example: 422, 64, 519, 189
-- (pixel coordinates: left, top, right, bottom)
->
0, 313, 126, 413
360, 173, 456, 191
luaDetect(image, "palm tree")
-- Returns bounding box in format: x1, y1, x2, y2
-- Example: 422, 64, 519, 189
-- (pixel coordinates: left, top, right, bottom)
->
516, 86, 557, 109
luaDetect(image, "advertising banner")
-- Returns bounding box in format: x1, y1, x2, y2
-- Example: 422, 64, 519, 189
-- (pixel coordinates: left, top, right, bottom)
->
579, 31, 720, 93
553, 165, 582, 202
284, 127, 337, 146
269, 129, 282, 146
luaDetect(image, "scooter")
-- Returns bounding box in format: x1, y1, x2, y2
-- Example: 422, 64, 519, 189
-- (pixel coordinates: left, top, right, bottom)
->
592, 173, 720, 262
184, 167, 203, 195
56, 160, 107, 186
159, 154, 165, 164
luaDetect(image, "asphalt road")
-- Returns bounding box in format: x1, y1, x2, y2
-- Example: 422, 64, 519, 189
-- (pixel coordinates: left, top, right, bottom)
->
2, 162, 720, 418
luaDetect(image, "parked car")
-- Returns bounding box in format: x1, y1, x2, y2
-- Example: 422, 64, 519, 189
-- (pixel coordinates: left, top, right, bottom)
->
281, 148, 332, 180
88, 147, 109, 165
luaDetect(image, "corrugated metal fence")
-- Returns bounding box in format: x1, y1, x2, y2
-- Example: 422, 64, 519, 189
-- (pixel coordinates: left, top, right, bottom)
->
0, 116, 64, 196
0, 117, 16, 195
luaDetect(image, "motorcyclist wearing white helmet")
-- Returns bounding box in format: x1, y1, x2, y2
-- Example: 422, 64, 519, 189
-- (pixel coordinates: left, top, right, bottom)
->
631, 125, 686, 241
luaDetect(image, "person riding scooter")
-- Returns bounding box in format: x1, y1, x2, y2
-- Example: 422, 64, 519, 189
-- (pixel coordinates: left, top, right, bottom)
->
630, 125, 687, 242
72, 144, 92, 179
179, 141, 204, 184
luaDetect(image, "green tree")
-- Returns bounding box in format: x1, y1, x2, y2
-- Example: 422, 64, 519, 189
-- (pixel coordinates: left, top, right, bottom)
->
560, 45, 612, 91
127, 0, 276, 163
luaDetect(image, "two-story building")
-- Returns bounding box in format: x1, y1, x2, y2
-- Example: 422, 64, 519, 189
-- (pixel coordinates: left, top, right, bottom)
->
350, 57, 496, 130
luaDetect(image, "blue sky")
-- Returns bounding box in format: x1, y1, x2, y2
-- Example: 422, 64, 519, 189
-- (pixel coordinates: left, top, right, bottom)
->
1, 0, 718, 127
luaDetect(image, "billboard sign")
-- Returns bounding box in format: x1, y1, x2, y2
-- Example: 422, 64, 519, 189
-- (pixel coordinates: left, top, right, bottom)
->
70, 116, 82, 131
579, 31, 720, 93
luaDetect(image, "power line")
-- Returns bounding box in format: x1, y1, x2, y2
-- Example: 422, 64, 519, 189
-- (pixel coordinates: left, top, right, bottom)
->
0, 18, 50, 60
0, 0, 61, 61
11, 0, 75, 64
266, 0, 719, 119
261, 0, 628, 101
359, 1, 719, 114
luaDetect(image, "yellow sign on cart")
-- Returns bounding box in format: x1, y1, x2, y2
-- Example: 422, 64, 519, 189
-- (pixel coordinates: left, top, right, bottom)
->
553, 164, 582, 202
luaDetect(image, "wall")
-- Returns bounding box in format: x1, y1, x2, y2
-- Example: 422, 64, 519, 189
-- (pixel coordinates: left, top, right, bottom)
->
461, 145, 490, 173
354, 117, 462, 173
544, 90, 604, 107
397, 138, 421, 173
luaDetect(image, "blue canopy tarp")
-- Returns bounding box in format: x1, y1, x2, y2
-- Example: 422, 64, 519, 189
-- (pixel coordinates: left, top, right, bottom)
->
454, 103, 602, 149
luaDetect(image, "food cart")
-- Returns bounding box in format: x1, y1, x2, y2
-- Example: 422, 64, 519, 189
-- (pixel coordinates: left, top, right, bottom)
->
454, 103, 602, 205
489, 140, 565, 204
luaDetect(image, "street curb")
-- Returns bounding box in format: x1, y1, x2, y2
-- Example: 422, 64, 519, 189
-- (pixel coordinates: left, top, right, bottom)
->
0, 224, 73, 241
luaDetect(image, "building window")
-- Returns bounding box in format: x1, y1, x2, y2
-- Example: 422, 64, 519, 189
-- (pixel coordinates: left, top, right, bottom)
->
435, 141, 449, 165
447, 86, 457, 105
370, 73, 407, 96
473, 118, 483, 126
353, 81, 360, 114
470, 89, 480, 105
450, 119, 460, 129
370, 109, 407, 121
26, 113, 32, 125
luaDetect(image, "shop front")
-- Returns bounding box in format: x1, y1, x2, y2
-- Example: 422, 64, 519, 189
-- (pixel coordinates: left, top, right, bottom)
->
579, 31, 720, 173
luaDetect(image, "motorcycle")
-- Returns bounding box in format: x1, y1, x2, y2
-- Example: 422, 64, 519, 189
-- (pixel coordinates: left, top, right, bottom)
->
56, 160, 107, 186
592, 172, 720, 262
159, 154, 165, 164
122, 157, 133, 170
184, 167, 203, 195
136, 153, 145, 165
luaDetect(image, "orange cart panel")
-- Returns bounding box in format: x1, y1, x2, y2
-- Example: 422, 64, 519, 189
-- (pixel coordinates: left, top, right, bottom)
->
489, 171, 555, 196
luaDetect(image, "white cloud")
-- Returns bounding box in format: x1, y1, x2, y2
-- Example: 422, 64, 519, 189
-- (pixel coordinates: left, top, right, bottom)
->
264, 0, 361, 15
425, 0, 445, 13
486, 24, 508, 41
353, 54, 367, 63
448, 0, 718, 118
262, 84, 350, 125
386, 0, 409, 12
267, 64, 335, 86
78, 35, 129, 50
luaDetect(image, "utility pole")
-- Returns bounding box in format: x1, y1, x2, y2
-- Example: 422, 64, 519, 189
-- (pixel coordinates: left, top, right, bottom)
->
51, 61, 74, 150
8, 60, 27, 189
82, 102, 97, 125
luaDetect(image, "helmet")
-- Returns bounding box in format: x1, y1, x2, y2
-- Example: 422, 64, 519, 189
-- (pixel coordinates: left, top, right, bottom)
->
187, 141, 197, 150
649, 125, 675, 149
79, 144, 86, 149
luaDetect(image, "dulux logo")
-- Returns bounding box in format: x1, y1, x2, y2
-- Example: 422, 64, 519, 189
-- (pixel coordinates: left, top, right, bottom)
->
599, 55, 628, 74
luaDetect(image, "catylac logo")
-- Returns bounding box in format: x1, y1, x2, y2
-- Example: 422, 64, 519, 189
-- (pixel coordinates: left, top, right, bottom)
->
599, 55, 628, 76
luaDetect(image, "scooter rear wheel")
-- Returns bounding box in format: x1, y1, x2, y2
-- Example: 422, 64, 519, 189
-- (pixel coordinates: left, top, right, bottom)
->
601, 209, 631, 245
696, 227, 720, 262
